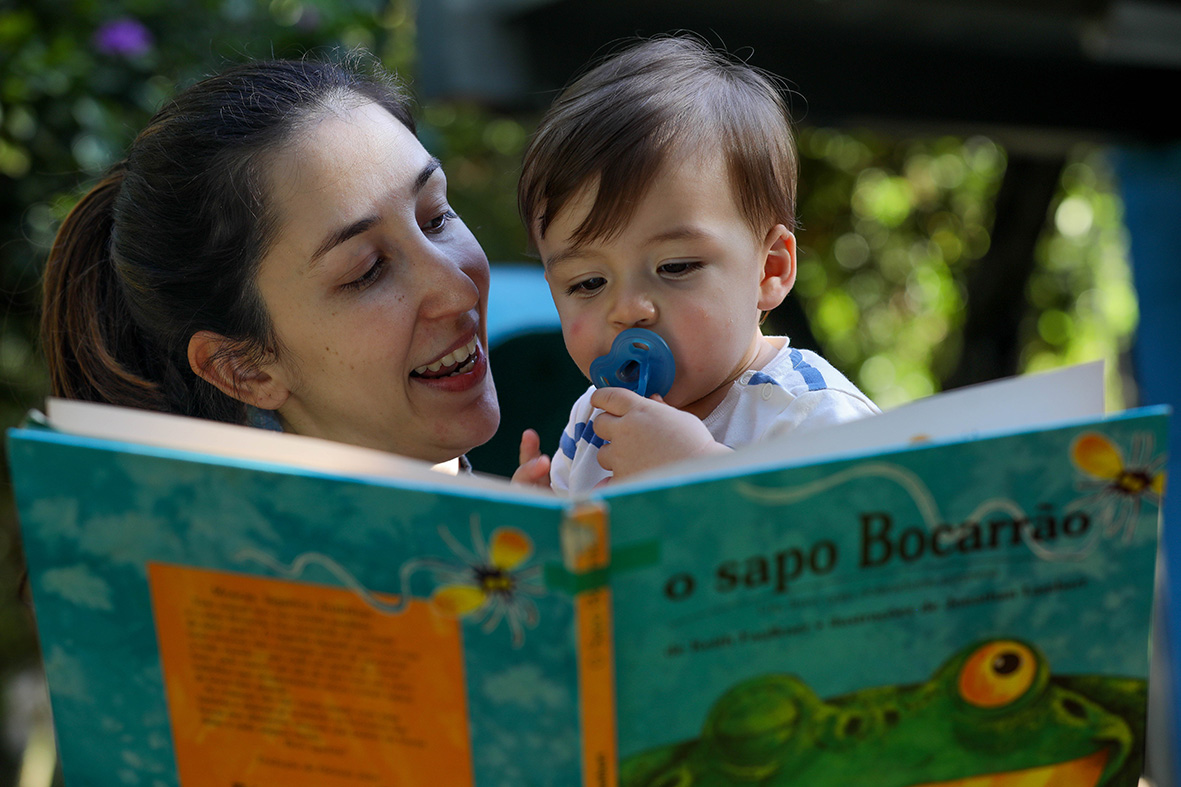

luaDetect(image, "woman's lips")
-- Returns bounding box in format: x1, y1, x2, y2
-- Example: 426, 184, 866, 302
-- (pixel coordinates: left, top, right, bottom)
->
412, 337, 478, 379
409, 338, 489, 393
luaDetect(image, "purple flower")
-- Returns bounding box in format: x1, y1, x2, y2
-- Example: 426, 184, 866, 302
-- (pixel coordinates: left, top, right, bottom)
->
93, 18, 154, 57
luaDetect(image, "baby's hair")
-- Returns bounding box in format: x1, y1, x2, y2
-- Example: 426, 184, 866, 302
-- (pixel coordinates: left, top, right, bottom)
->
519, 35, 798, 249
42, 53, 414, 422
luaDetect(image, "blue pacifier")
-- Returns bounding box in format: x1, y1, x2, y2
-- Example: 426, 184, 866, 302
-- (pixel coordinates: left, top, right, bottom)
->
589, 328, 676, 398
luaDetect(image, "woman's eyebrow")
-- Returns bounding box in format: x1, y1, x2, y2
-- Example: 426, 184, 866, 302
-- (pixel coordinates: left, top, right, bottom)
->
307, 158, 443, 270
308, 216, 380, 270
416, 157, 442, 191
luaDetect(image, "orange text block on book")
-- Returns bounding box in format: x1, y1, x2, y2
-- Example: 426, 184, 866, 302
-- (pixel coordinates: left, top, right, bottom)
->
148, 562, 473, 787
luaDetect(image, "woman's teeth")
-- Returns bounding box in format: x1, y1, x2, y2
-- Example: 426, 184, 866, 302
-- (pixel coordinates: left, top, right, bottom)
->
413, 338, 478, 378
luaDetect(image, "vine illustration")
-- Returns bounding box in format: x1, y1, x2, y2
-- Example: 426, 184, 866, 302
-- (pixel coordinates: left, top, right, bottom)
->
735, 430, 1165, 561
237, 514, 545, 647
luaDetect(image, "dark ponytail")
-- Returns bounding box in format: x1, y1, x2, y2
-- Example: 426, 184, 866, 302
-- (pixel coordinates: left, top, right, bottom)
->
42, 163, 170, 412
40, 54, 415, 423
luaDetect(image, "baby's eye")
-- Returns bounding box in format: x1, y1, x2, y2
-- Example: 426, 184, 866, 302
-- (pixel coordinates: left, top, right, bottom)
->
566, 276, 607, 296
424, 209, 458, 234
658, 260, 703, 277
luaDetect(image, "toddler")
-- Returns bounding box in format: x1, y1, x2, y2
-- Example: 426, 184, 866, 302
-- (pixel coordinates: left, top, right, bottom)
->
514, 36, 880, 493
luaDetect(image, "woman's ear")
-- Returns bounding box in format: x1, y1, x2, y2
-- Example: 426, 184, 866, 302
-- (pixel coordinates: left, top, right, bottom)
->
187, 331, 290, 410
757, 224, 797, 311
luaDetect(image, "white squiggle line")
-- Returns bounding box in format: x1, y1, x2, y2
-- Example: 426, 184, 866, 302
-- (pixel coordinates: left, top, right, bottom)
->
736, 462, 1095, 563
737, 463, 942, 527
440, 520, 481, 566
468, 515, 488, 563
964, 497, 1023, 524
963, 498, 1093, 562
234, 547, 458, 615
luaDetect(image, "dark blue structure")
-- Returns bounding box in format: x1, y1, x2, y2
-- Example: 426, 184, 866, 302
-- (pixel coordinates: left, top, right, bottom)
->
1118, 145, 1181, 785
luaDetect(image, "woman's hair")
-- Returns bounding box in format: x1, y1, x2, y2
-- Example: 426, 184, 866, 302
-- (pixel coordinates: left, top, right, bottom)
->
519, 35, 798, 249
42, 55, 414, 422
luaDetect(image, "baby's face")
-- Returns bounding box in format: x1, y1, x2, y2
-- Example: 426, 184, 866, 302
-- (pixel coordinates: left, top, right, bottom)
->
538, 149, 795, 418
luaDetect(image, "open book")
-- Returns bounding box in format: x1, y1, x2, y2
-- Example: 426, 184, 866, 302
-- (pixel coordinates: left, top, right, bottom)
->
6, 362, 1167, 786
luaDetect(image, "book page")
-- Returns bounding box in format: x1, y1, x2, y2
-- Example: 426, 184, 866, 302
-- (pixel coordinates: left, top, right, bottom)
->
149, 563, 473, 786
43, 397, 551, 499
46, 398, 442, 479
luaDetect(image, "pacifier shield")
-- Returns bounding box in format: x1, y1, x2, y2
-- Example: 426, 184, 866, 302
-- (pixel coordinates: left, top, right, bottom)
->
589, 328, 676, 398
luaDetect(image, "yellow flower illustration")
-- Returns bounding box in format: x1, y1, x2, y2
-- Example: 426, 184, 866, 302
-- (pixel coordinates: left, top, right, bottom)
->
1070, 431, 1166, 541
426, 517, 544, 647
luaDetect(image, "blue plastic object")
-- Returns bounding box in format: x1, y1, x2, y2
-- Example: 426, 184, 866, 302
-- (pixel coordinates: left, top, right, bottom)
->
589, 328, 676, 398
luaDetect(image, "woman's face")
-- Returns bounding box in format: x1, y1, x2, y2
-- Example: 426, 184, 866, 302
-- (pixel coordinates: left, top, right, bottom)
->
253, 100, 499, 463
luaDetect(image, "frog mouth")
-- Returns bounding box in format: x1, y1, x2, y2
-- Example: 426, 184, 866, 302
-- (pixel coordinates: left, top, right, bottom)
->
914, 748, 1109, 786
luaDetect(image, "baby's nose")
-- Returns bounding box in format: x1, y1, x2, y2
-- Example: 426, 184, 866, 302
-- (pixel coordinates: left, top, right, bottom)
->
609, 290, 657, 327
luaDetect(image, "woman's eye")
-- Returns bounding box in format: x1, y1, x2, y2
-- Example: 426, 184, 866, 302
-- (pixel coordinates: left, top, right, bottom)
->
424, 209, 458, 234
566, 277, 607, 296
659, 260, 702, 277
341, 256, 387, 291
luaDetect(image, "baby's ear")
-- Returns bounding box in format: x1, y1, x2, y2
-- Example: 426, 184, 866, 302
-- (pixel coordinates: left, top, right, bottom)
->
187, 330, 290, 411
757, 224, 797, 311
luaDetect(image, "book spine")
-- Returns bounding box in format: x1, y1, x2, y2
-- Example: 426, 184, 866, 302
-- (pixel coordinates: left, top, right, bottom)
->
562, 502, 617, 787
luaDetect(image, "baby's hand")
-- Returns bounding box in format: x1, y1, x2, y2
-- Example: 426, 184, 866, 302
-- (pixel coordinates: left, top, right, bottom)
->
589, 388, 730, 481
511, 428, 552, 487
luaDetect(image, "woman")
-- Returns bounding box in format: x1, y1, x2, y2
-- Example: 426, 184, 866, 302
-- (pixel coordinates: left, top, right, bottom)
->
42, 55, 500, 467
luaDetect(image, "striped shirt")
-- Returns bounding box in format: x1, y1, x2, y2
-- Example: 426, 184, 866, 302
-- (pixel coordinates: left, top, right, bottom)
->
550, 338, 879, 494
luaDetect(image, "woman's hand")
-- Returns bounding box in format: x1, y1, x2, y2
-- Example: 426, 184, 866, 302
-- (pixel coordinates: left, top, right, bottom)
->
589, 388, 731, 481
511, 428, 552, 487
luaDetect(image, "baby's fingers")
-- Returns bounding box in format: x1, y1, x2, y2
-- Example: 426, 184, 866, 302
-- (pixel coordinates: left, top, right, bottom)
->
589, 411, 620, 442
589, 386, 646, 415
512, 454, 552, 487
518, 428, 542, 465
512, 428, 551, 487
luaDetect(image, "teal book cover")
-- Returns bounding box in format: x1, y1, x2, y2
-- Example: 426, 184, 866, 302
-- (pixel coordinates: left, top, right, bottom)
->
5, 374, 1169, 787
602, 408, 1167, 787
8, 422, 606, 787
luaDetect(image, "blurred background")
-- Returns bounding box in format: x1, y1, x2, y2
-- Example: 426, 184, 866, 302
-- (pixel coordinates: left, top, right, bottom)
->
1, 0, 1178, 785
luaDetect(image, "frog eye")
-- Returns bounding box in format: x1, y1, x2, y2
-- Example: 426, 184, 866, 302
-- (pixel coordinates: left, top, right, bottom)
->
958, 641, 1038, 708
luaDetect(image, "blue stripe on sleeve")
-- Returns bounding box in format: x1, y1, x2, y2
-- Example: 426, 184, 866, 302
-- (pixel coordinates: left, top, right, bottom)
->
559, 423, 582, 459
583, 418, 607, 448
560, 419, 608, 459
789, 348, 828, 392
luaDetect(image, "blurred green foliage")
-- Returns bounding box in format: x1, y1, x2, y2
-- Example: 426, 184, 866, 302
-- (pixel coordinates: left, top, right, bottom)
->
1024, 150, 1139, 410
793, 131, 1006, 409
793, 133, 1137, 411
0, 0, 1141, 776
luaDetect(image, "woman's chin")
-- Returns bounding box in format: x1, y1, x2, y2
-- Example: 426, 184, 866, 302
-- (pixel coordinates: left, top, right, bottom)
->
426, 377, 501, 463
466, 381, 502, 449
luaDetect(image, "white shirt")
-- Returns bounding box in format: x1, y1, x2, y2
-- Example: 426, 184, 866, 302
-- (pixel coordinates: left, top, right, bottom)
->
550, 338, 880, 494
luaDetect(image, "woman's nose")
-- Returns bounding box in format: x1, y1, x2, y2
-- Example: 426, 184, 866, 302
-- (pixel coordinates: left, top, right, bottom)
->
608, 286, 657, 328
416, 241, 486, 320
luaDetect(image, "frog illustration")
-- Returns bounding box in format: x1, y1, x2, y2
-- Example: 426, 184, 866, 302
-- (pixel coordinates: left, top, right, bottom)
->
621, 639, 1144, 786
